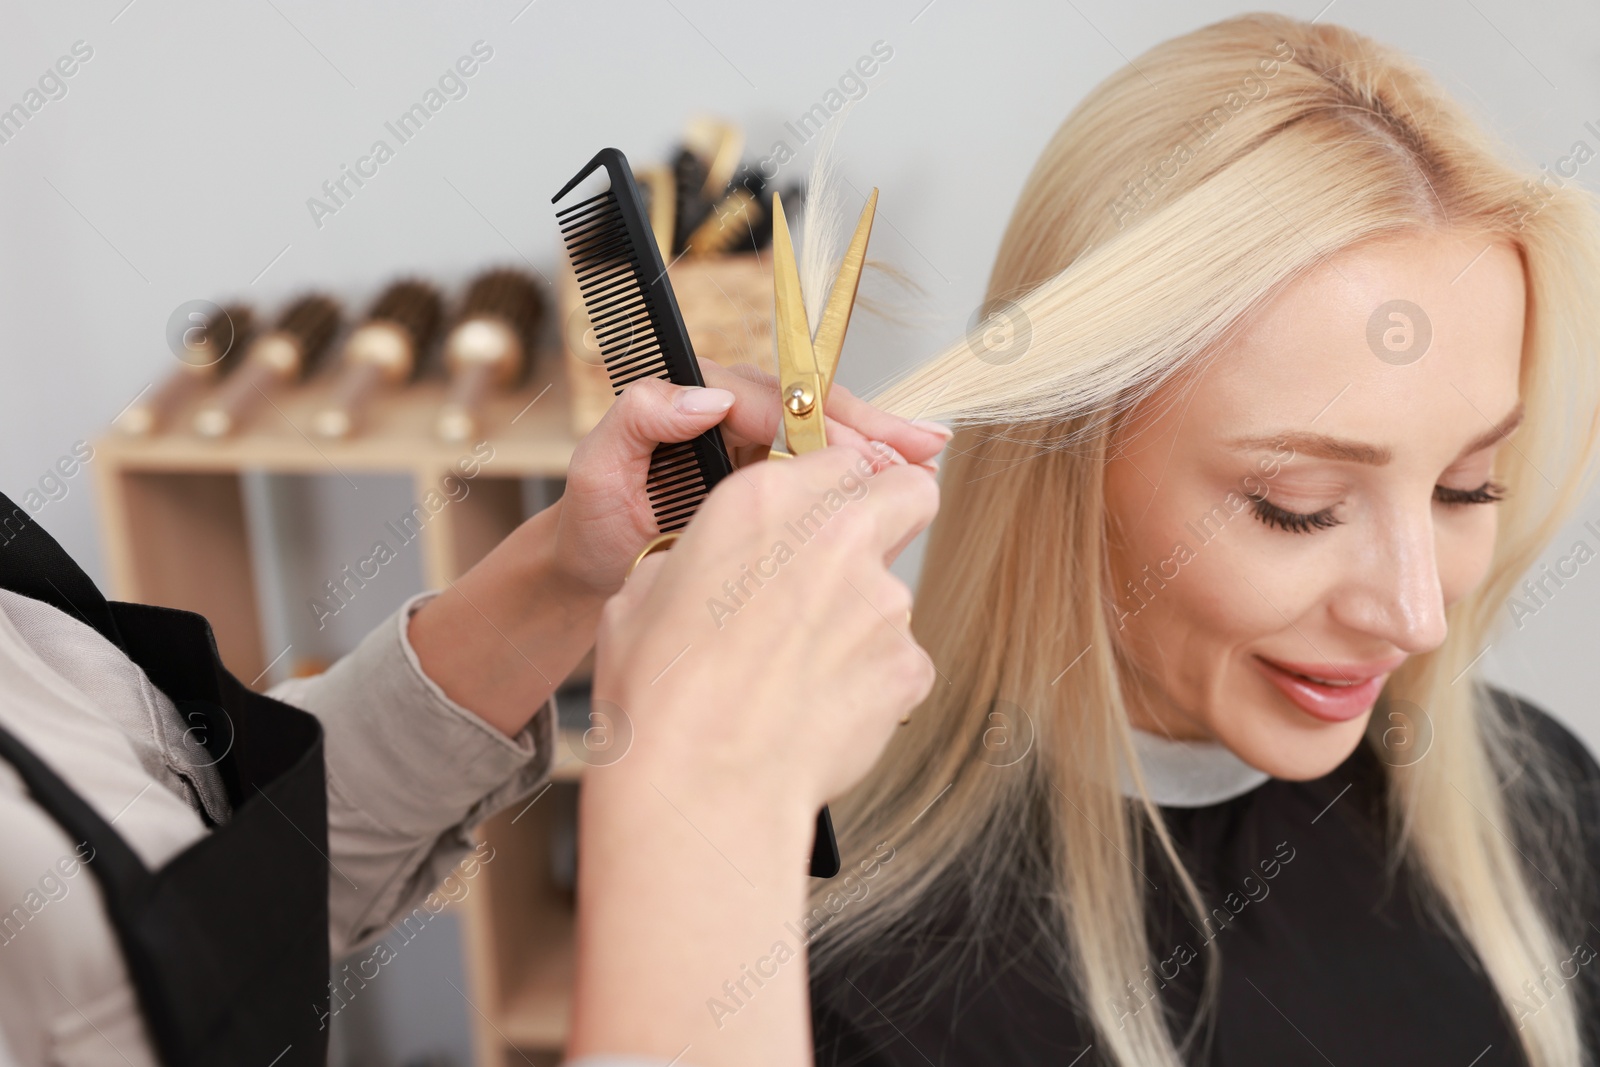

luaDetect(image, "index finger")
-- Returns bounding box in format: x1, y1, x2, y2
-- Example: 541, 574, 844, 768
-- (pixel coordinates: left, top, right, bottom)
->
703, 359, 950, 466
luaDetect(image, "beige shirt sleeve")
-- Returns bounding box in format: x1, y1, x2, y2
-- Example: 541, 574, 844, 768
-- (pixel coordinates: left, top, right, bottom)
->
270, 591, 558, 956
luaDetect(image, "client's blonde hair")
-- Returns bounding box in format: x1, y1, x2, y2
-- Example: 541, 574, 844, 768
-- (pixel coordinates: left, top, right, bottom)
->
811, 13, 1600, 1067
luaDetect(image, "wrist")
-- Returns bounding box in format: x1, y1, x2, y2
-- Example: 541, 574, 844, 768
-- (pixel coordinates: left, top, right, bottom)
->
585, 739, 821, 864
406, 502, 608, 736
571, 761, 817, 1065
503, 501, 610, 621
543, 496, 636, 604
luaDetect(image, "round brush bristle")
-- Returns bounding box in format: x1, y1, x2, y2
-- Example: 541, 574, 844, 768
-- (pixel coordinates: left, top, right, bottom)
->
365, 279, 442, 375
200, 302, 257, 373
272, 293, 342, 374
453, 268, 544, 351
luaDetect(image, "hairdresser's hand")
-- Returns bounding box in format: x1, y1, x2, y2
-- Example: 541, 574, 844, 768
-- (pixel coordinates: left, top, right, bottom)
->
596, 442, 939, 806
705, 360, 950, 470
569, 446, 939, 1067
406, 361, 946, 742
550, 358, 951, 600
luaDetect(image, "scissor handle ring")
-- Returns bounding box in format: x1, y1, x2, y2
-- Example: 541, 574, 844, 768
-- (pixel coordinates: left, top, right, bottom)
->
626, 532, 681, 579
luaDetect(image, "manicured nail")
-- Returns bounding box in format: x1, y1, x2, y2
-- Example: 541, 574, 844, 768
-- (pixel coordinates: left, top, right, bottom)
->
908, 418, 954, 439
869, 440, 908, 466
674, 387, 735, 414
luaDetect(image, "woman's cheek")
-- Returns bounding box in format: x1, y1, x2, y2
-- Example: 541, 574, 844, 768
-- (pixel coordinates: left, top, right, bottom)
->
1435, 507, 1499, 608
1178, 536, 1273, 632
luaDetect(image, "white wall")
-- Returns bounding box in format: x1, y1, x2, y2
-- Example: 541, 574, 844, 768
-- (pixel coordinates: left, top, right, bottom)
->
5, 1, 1599, 1063
6, 0, 1600, 727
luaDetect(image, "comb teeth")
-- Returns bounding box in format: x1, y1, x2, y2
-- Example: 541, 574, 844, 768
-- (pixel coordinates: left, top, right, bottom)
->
554, 148, 733, 536
557, 192, 674, 388
645, 440, 711, 532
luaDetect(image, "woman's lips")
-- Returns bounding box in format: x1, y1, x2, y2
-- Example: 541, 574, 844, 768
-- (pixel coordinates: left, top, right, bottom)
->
1251, 653, 1403, 723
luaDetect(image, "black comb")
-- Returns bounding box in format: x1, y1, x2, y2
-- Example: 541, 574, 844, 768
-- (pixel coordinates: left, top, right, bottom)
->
554, 148, 734, 532
553, 147, 842, 879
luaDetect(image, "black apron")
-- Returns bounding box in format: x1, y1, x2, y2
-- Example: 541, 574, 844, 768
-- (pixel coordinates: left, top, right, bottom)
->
0, 491, 330, 1067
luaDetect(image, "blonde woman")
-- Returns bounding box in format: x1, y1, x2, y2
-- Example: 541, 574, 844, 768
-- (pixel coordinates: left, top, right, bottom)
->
809, 12, 1600, 1067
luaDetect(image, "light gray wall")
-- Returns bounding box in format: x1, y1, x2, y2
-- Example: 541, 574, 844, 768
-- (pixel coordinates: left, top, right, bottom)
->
3, 1, 1598, 1060
17, 0, 1589, 713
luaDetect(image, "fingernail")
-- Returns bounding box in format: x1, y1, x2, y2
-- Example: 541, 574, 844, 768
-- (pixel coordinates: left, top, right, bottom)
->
869, 440, 908, 466
674, 387, 735, 414
908, 419, 954, 439
919, 459, 940, 474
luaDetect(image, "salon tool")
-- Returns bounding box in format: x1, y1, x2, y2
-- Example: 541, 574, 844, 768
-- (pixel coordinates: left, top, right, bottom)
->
669, 147, 714, 256
435, 268, 543, 442
194, 295, 340, 438
635, 166, 677, 258
554, 148, 735, 534
117, 304, 255, 436
684, 186, 761, 257
314, 280, 442, 439
768, 188, 877, 457
554, 147, 841, 877
683, 117, 745, 202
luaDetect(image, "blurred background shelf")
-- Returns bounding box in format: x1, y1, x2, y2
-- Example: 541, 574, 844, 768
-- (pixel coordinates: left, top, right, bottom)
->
97, 375, 575, 475
91, 361, 594, 1067
94, 365, 571, 681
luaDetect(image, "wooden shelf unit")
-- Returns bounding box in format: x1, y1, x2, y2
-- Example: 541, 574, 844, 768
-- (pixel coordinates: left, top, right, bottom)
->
92, 363, 590, 1067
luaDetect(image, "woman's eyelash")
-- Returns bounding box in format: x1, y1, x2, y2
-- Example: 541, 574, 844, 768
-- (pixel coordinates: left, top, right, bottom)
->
1246, 480, 1507, 535
1434, 479, 1507, 506
1246, 493, 1341, 534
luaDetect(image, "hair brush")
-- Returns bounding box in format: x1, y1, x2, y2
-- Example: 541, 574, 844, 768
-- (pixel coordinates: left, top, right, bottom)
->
552, 147, 840, 878
118, 303, 255, 435
194, 294, 340, 438
436, 268, 543, 442
315, 279, 442, 439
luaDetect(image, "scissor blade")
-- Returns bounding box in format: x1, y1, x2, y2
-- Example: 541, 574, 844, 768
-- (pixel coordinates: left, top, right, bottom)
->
770, 192, 827, 455
811, 188, 877, 402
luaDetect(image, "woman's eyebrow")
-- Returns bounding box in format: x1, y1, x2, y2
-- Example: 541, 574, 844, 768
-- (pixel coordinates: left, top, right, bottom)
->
1223, 400, 1526, 466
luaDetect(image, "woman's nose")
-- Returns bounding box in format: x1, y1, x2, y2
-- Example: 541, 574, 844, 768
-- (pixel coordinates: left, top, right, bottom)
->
1329, 507, 1449, 655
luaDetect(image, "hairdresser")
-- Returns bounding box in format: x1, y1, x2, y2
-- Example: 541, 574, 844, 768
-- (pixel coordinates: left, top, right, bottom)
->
0, 360, 946, 1067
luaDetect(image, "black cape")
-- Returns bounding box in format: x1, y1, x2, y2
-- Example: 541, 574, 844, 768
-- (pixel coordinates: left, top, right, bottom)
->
812, 688, 1600, 1067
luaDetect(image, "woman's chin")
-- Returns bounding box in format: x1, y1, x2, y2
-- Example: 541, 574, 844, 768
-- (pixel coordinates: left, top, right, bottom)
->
1219, 699, 1374, 782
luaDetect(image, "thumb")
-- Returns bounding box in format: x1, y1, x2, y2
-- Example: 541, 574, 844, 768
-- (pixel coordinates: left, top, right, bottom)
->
590, 378, 735, 466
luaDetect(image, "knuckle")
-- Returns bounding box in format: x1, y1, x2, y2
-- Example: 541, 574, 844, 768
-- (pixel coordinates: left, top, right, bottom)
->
706, 468, 788, 545
744, 466, 794, 521
711, 463, 772, 511
619, 377, 671, 416
802, 444, 856, 484
613, 379, 649, 410
821, 510, 873, 555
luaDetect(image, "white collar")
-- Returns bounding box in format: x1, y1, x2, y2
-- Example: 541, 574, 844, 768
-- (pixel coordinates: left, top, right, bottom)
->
1118, 727, 1270, 807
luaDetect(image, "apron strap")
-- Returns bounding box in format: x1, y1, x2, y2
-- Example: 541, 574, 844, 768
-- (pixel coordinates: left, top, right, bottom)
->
0, 719, 153, 901
0, 492, 126, 652
0, 490, 151, 896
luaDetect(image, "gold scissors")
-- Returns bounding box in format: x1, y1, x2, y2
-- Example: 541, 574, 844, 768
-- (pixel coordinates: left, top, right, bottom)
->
767, 187, 878, 458
627, 185, 878, 576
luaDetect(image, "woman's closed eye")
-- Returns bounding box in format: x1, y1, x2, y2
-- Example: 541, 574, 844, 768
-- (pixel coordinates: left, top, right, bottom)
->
1246, 479, 1508, 535
1433, 480, 1507, 506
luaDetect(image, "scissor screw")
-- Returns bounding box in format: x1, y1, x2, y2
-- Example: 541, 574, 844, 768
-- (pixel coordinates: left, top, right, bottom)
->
783, 383, 815, 416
